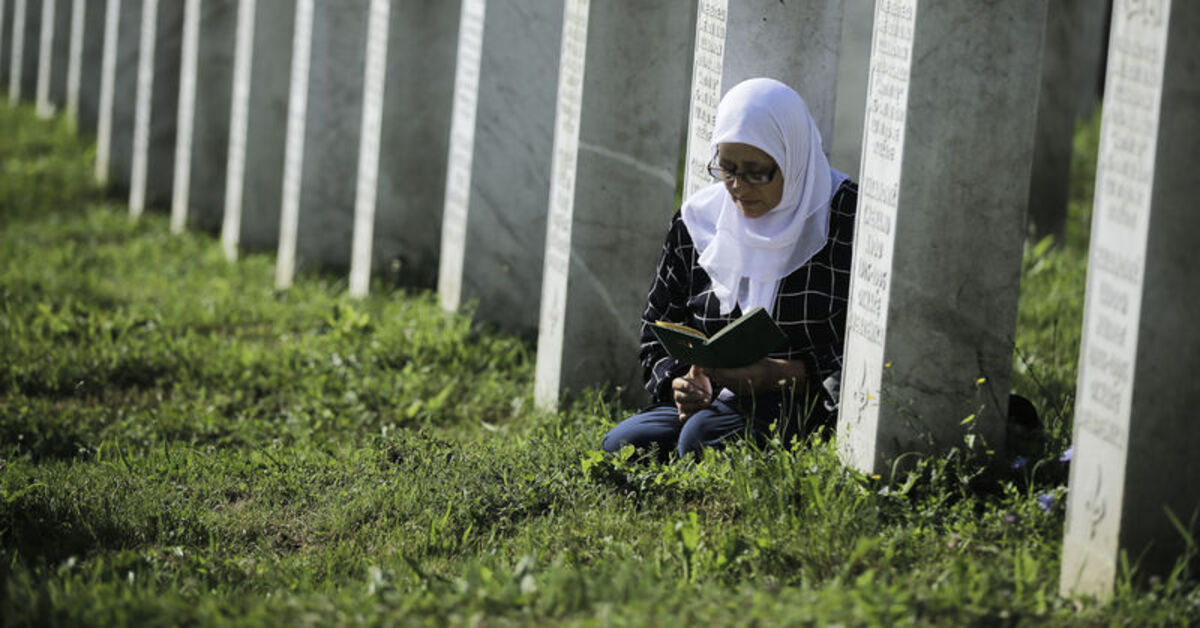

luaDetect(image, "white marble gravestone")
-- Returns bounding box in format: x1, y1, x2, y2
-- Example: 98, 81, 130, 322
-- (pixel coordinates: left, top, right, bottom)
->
533, 0, 695, 410
97, 0, 142, 193
64, 0, 83, 125
18, 0, 37, 100
93, 0, 121, 184
830, 0, 873, 178
128, 0, 183, 217
168, 0, 201, 232
1060, 0, 1200, 599
171, 0, 237, 235
45, 0, 68, 107
346, 0, 389, 298
0, 0, 9, 90
74, 0, 108, 136
218, 0, 256, 260
7, 0, 27, 103
1026, 0, 1108, 241
837, 0, 1047, 474
366, 0, 459, 290
221, 0, 290, 259
435, 0, 563, 333
33, 0, 54, 116
681, 0, 844, 200
275, 0, 368, 288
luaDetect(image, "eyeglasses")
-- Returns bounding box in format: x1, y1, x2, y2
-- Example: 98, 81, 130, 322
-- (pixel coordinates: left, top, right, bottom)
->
706, 158, 778, 186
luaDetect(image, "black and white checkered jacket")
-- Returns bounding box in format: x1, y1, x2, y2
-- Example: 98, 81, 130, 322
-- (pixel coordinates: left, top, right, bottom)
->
639, 180, 858, 407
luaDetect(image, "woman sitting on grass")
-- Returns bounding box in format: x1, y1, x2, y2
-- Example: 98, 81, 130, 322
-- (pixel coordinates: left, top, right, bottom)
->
602, 78, 857, 460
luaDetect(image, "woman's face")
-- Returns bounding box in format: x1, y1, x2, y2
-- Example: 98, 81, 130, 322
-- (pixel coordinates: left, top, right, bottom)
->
715, 142, 784, 219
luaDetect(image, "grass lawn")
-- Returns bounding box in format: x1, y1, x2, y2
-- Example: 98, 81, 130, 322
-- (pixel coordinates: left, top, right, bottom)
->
2, 104, 1198, 625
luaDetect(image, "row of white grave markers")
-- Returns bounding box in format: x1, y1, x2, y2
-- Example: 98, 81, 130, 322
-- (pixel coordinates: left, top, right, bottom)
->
9, 0, 1197, 598
0, 0, 103, 131
274, 0, 456, 292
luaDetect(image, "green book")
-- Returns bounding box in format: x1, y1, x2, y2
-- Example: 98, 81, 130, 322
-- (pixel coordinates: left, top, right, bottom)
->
650, 306, 788, 369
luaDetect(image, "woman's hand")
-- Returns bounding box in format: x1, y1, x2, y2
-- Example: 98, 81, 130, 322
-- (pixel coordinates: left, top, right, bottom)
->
672, 365, 713, 421
707, 358, 807, 396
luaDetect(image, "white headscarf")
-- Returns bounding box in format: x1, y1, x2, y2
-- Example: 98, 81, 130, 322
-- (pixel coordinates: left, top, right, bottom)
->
682, 78, 847, 315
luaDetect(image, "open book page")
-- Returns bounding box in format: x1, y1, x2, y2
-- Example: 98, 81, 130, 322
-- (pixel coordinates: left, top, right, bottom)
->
650, 307, 787, 368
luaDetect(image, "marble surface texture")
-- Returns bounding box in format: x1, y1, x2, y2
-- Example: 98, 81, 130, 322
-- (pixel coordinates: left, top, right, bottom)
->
185, 0, 237, 233
1026, 0, 1107, 241
831, 0, 873, 178
236, 0, 292, 253
19, 0, 39, 100
107, 0, 142, 194
75, 0, 106, 136
370, 0, 460, 289
1, 0, 11, 88
437, 0, 562, 336
138, 0, 183, 209
48, 0, 70, 106
291, 0, 368, 275
534, 0, 696, 409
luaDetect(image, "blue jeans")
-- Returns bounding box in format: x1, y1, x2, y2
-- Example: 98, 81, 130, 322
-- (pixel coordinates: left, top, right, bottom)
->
602, 390, 831, 459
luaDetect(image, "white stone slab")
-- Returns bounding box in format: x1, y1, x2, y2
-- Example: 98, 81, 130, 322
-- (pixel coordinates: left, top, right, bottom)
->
284, 0, 370, 286
75, 0, 110, 137
34, 0, 53, 116
347, 0, 390, 298
1025, 0, 1107, 240
219, 0, 255, 261
1060, 0, 1200, 598
838, 0, 1046, 474
435, 0, 485, 311
434, 0, 562, 336
534, 0, 694, 409
274, 0, 312, 289
169, 0, 200, 233
533, 0, 588, 409
830, 0, 873, 177
0, 0, 8, 91
682, 0, 844, 199
8, 0, 25, 103
65, 0, 82, 124
368, 0, 459, 289
102, 0, 146, 194
128, 0, 157, 216
93, 0, 119, 184
230, 0, 291, 256
46, 0, 68, 106
141, 0, 185, 208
